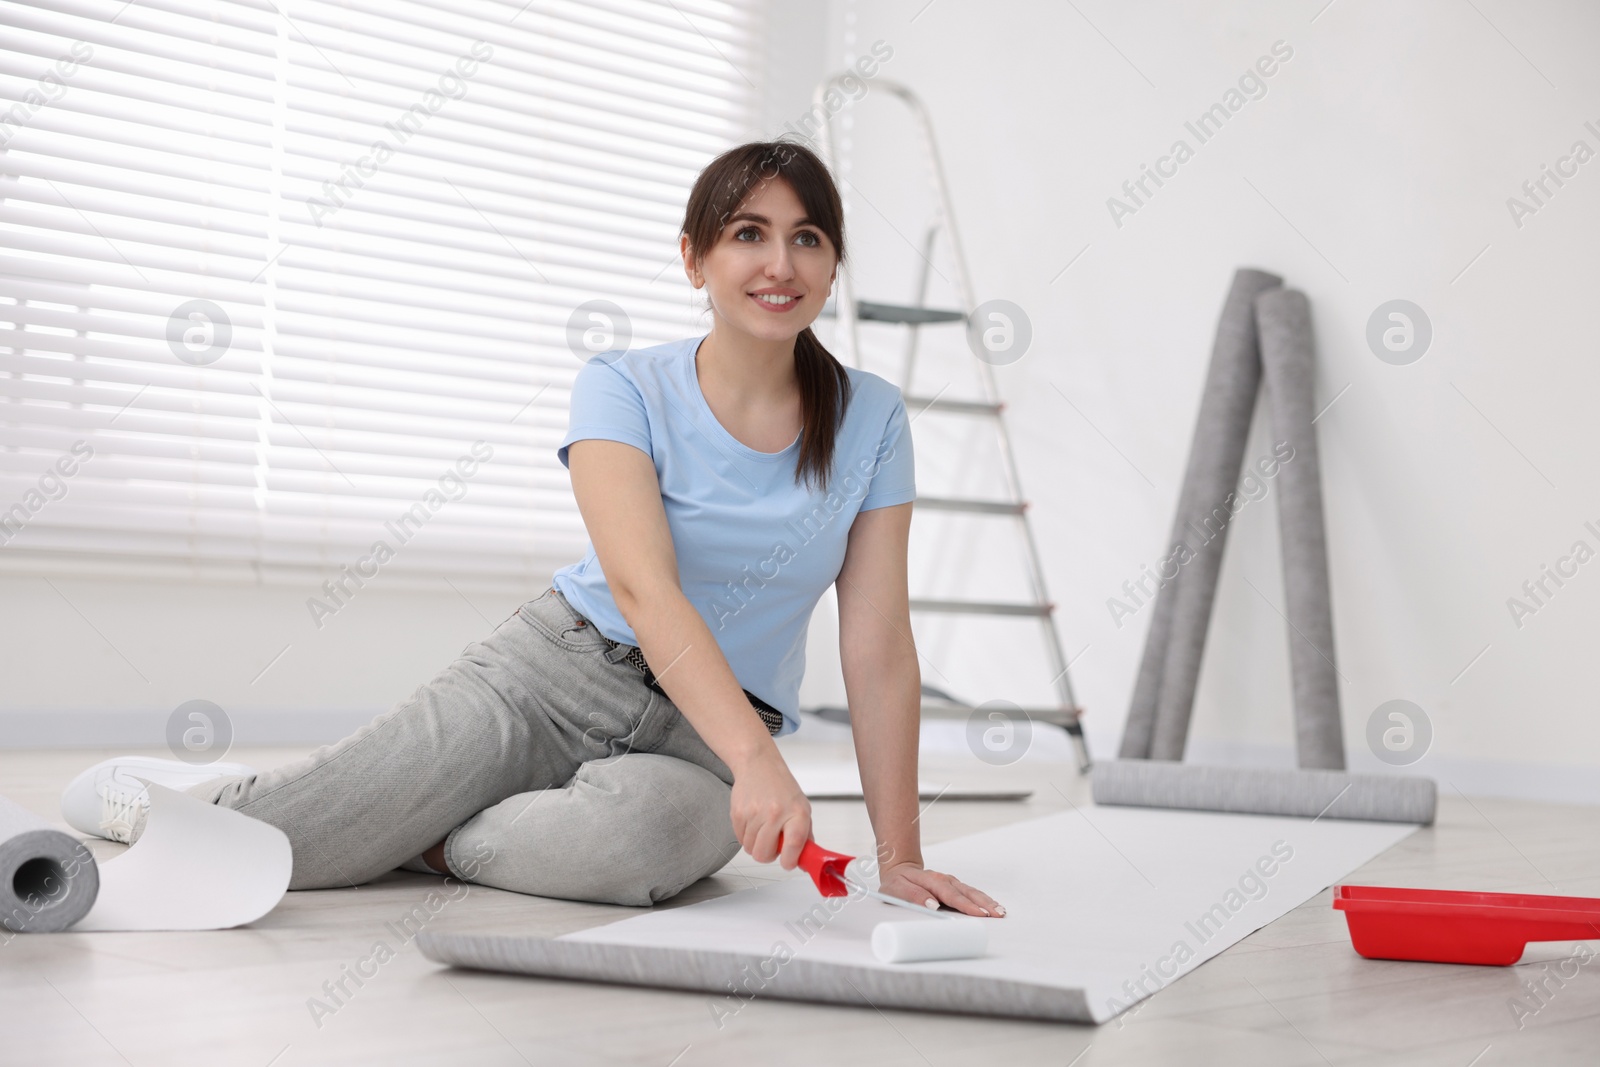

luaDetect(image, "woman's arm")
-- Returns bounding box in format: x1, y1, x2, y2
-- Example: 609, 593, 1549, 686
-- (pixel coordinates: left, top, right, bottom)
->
838, 502, 1005, 917
566, 439, 812, 870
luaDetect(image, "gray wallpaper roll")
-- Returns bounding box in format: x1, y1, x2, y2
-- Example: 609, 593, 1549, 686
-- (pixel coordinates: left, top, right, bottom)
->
1121, 268, 1283, 760
416, 932, 1096, 1024
1257, 289, 1345, 770
1093, 760, 1436, 824
0, 793, 99, 933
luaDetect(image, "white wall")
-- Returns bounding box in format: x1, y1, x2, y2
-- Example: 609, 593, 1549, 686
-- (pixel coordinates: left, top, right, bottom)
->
0, 569, 545, 746
786, 0, 1600, 801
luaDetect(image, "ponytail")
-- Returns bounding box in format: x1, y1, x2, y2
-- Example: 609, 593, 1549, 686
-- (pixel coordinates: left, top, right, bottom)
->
792, 326, 853, 494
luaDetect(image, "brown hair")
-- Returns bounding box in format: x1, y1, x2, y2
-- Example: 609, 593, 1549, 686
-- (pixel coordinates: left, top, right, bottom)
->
680, 139, 853, 495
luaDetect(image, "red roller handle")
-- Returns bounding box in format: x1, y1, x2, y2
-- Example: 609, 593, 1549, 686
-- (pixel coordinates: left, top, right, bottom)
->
795, 839, 856, 898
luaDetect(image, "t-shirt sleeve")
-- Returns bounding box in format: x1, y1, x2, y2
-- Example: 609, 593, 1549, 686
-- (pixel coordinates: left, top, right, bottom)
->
858, 392, 916, 511
556, 356, 652, 469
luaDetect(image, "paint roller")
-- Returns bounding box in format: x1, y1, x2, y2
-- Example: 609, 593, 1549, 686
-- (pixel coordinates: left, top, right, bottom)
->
1106, 272, 1436, 825
798, 840, 988, 964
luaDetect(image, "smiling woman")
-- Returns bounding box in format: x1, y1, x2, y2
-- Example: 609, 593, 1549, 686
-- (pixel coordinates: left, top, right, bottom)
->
62, 140, 1003, 921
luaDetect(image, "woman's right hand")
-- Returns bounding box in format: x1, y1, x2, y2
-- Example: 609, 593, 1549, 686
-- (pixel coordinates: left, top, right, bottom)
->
728, 746, 812, 870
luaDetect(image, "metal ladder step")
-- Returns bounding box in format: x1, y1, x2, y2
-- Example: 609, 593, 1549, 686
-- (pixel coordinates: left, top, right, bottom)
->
919, 702, 1086, 733
817, 299, 966, 325
857, 300, 965, 325
909, 597, 1052, 618
916, 495, 1027, 516
903, 395, 1003, 417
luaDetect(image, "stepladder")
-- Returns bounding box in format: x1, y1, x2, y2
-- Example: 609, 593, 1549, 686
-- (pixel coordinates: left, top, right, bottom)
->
805, 73, 1091, 773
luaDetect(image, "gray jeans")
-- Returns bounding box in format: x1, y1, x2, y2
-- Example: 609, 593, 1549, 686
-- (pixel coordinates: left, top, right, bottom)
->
186, 588, 740, 906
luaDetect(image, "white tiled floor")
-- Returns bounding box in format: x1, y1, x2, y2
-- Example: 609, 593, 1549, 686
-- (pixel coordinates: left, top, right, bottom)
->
4, 743, 1598, 1066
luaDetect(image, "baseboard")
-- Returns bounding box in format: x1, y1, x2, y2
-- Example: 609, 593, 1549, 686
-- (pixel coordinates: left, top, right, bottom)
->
9, 710, 1596, 808
0, 709, 379, 749
881, 718, 1600, 808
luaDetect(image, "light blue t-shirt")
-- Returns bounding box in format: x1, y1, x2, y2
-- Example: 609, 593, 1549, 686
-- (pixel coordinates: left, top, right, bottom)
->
551, 333, 916, 735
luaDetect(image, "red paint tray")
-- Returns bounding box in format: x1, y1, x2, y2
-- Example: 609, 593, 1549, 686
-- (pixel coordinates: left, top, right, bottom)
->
1333, 884, 1600, 966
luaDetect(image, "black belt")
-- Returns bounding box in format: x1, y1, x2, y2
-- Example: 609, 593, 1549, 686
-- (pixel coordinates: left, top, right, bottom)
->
595, 632, 786, 737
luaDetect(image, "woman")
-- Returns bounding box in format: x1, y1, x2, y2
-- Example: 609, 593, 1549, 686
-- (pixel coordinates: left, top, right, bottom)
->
62, 140, 1004, 918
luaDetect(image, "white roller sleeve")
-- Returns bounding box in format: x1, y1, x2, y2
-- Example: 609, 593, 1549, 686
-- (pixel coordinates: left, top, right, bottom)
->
871, 917, 989, 964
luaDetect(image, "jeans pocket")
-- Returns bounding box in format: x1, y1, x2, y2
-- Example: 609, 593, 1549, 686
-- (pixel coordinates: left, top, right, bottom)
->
517, 590, 605, 652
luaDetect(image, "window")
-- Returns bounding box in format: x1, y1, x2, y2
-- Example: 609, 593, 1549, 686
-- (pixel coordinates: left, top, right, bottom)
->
0, 0, 763, 587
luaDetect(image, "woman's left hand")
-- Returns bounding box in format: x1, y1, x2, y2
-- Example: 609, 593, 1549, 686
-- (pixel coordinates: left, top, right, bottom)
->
877, 861, 1006, 917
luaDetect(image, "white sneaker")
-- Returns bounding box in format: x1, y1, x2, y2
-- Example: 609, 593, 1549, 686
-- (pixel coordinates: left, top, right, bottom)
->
61, 756, 257, 844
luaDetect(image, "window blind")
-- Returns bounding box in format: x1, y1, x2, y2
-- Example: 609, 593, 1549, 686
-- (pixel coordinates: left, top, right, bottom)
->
0, 0, 762, 588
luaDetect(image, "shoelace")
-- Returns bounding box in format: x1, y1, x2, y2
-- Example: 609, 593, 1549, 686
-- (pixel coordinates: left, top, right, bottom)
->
97, 779, 147, 844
